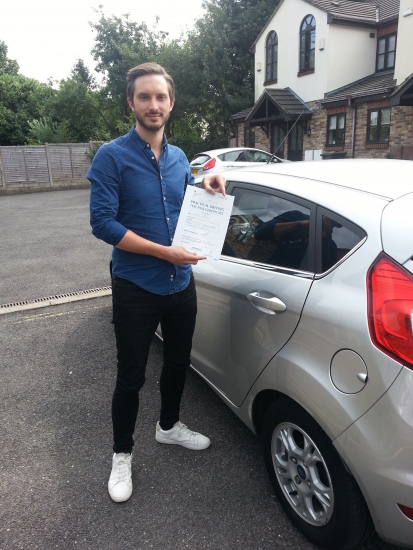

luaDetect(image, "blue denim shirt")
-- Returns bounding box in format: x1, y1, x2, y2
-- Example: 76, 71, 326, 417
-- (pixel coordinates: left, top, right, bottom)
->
88, 126, 194, 295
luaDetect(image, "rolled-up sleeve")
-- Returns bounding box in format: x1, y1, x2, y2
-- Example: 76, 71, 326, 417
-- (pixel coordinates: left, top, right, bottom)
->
254, 218, 278, 240
88, 144, 128, 246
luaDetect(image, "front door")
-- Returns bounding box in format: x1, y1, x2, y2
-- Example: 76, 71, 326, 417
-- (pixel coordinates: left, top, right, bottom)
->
288, 122, 303, 161
272, 124, 285, 158
191, 182, 315, 406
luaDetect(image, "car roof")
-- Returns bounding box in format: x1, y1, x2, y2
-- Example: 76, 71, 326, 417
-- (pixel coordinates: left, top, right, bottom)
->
228, 159, 413, 200
194, 147, 269, 157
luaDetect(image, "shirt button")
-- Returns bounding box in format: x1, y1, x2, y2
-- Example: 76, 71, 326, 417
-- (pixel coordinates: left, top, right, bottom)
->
151, 156, 155, 160
146, 143, 150, 148
170, 275, 174, 281
167, 217, 169, 221
164, 197, 166, 201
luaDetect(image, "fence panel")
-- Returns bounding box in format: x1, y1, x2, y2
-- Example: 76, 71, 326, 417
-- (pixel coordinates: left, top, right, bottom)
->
49, 144, 73, 180
0, 142, 98, 191
70, 144, 92, 178
2, 147, 28, 184
24, 146, 50, 183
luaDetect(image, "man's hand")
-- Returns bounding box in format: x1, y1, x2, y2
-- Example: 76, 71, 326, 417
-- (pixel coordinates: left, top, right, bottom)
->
161, 245, 206, 266
115, 231, 206, 265
201, 173, 226, 196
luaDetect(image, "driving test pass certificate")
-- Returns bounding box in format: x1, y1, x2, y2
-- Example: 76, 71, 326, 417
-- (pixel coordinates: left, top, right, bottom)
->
172, 186, 234, 261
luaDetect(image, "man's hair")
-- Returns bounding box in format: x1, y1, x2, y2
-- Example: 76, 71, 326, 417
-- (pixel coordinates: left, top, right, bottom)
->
126, 62, 175, 102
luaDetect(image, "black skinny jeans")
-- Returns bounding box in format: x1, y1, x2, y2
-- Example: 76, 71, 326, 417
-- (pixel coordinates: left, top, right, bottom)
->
111, 275, 197, 454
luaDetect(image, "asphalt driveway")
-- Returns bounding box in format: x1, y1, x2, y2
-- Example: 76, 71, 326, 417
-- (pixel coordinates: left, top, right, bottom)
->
0, 189, 110, 305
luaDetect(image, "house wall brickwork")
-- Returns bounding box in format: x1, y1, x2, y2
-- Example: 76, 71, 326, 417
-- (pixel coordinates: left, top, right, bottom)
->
254, 127, 270, 152
233, 102, 413, 161
390, 106, 413, 147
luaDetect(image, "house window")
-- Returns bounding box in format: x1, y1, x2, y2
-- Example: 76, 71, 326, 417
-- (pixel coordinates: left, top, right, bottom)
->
367, 108, 391, 142
300, 15, 316, 72
266, 31, 278, 82
244, 127, 255, 147
376, 34, 397, 71
327, 114, 346, 145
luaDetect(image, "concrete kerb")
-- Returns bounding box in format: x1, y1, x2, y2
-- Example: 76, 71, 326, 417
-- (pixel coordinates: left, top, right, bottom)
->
0, 182, 91, 196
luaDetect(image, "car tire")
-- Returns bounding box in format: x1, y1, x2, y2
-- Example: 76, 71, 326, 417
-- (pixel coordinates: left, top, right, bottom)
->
262, 398, 373, 549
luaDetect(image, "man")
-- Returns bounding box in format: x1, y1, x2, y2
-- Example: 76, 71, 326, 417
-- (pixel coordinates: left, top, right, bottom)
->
88, 62, 226, 503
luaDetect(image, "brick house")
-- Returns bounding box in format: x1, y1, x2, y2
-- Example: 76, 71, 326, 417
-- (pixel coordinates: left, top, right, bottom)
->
230, 0, 413, 161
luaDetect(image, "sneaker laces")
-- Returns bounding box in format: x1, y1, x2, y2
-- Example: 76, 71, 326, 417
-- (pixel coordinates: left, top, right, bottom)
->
178, 423, 197, 439
114, 456, 130, 482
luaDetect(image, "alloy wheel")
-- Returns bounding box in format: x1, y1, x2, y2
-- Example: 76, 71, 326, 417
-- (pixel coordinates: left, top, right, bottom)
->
271, 422, 334, 526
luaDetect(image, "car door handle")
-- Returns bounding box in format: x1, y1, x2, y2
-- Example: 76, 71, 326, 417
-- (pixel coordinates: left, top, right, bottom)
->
247, 292, 287, 314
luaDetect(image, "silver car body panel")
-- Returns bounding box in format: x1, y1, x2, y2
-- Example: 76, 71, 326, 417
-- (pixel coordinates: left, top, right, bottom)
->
233, 159, 413, 201
221, 171, 390, 225
382, 191, 413, 265
334, 367, 413, 548
192, 260, 313, 406
245, 247, 404, 440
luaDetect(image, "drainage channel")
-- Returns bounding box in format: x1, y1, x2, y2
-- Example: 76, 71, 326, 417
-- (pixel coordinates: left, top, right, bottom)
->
0, 287, 112, 315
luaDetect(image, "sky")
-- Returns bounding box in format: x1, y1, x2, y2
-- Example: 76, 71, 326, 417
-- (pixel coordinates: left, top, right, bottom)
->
0, 0, 205, 84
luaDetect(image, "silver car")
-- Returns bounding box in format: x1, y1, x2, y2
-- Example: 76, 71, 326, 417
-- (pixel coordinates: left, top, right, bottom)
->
190, 147, 287, 184
187, 160, 413, 549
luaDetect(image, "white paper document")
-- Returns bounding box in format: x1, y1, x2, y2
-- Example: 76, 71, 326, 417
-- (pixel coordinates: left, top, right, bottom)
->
172, 186, 234, 261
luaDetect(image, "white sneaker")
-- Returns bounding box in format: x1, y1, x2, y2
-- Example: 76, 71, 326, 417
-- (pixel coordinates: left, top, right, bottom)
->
108, 452, 133, 502
155, 421, 211, 450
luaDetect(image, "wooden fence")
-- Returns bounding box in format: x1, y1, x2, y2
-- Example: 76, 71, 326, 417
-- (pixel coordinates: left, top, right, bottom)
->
0, 142, 98, 193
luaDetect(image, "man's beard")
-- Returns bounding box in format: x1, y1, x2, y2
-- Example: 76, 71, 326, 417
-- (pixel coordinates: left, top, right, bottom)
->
135, 110, 170, 132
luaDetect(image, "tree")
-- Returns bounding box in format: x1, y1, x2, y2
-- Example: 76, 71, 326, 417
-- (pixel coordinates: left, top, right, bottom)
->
184, 0, 280, 149
71, 58, 96, 89
0, 73, 53, 145
49, 73, 113, 142
0, 40, 19, 76
27, 117, 75, 144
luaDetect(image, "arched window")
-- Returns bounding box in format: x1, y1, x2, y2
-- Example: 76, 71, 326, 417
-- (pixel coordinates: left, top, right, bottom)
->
300, 15, 316, 72
266, 31, 278, 82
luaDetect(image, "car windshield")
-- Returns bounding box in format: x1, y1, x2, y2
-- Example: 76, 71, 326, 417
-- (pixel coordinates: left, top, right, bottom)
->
190, 154, 211, 166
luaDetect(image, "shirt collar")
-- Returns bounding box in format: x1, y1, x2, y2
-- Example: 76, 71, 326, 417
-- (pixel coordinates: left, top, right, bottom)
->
129, 125, 168, 150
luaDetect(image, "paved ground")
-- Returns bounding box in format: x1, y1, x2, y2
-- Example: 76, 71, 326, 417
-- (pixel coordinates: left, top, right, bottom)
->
0, 190, 110, 305
0, 189, 402, 549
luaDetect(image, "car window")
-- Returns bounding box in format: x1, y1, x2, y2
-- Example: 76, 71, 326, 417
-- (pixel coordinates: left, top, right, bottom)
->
246, 150, 272, 162
222, 186, 312, 271
219, 151, 248, 162
317, 211, 366, 273
190, 154, 211, 166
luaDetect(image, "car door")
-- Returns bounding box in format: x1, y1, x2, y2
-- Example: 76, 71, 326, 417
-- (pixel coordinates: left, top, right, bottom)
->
218, 150, 249, 171
191, 182, 315, 406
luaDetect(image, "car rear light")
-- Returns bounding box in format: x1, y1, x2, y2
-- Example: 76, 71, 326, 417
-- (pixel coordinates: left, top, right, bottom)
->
398, 503, 413, 521
202, 158, 216, 171
367, 253, 413, 369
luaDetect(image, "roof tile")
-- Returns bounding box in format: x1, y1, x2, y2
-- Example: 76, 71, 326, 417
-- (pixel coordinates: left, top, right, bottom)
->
322, 70, 396, 103
305, 0, 399, 24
